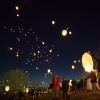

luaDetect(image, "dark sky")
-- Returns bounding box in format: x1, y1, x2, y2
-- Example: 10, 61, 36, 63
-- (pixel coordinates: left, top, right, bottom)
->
0, 0, 100, 85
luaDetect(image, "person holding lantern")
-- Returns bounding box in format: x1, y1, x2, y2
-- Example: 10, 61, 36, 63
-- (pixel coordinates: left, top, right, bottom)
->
52, 74, 60, 100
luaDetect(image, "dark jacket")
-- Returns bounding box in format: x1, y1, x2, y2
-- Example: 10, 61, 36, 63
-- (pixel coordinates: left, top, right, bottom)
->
62, 80, 69, 90
90, 72, 97, 83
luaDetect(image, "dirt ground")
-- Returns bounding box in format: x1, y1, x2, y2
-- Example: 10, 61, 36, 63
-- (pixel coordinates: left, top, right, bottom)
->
37, 90, 100, 100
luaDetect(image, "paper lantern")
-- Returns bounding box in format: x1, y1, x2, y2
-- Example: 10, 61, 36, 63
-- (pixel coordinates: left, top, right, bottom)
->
52, 21, 55, 24
72, 65, 75, 69
49, 49, 52, 53
62, 30, 67, 36
82, 52, 93, 72
26, 87, 29, 93
5, 86, 10, 92
47, 69, 50, 73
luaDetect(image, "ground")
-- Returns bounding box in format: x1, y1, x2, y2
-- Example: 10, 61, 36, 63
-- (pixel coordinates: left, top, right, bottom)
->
23, 90, 100, 100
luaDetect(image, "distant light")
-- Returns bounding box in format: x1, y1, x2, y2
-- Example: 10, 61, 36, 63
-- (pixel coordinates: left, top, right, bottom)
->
49, 49, 52, 53
74, 60, 76, 63
4, 26, 6, 28
42, 42, 45, 45
62, 30, 67, 36
16, 54, 19, 57
10, 48, 13, 50
72, 65, 75, 69
69, 31, 72, 34
52, 21, 55, 25
38, 51, 40, 53
15, 6, 19, 10
17, 14, 19, 17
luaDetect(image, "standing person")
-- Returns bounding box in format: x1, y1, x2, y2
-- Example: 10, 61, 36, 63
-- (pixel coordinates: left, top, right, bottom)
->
80, 79, 84, 91
52, 74, 60, 100
62, 77, 69, 100
90, 71, 97, 94
71, 79, 76, 94
67, 80, 70, 99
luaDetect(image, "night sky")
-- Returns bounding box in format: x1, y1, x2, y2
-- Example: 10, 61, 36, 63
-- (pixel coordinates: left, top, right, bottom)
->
0, 0, 100, 85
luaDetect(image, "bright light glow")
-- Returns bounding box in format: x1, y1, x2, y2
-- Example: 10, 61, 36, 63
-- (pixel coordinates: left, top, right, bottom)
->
49, 49, 52, 53
17, 14, 19, 17
82, 52, 93, 72
5, 86, 10, 91
47, 69, 50, 73
69, 31, 72, 34
42, 42, 45, 44
52, 21, 55, 24
62, 30, 67, 36
15, 6, 19, 10
69, 80, 72, 86
72, 65, 75, 69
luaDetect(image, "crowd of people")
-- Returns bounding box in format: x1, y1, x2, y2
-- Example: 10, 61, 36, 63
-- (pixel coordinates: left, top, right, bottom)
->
51, 71, 100, 100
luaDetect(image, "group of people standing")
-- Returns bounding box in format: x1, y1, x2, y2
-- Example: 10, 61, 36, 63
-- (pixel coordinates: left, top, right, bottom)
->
52, 74, 70, 100
51, 71, 100, 100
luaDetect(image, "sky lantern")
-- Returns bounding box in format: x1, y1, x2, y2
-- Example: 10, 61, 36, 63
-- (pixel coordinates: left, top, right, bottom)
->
15, 6, 19, 10
26, 87, 29, 93
82, 52, 93, 72
72, 65, 75, 69
69, 31, 72, 34
47, 69, 51, 73
17, 14, 19, 17
78, 60, 80, 62
10, 47, 13, 50
52, 21, 55, 25
62, 30, 67, 36
49, 49, 52, 53
5, 86, 10, 92
37, 51, 40, 53
42, 42, 45, 45
74, 60, 76, 63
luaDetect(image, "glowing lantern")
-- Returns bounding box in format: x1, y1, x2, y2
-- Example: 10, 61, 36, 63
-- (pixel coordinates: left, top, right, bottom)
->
52, 21, 55, 24
5, 86, 10, 92
69, 31, 72, 34
72, 65, 75, 69
78, 60, 80, 62
69, 80, 72, 86
74, 60, 76, 63
82, 52, 93, 72
49, 49, 52, 53
15, 6, 19, 10
16, 54, 19, 57
38, 51, 40, 53
33, 53, 36, 56
10, 47, 13, 50
26, 87, 29, 93
42, 42, 45, 44
47, 69, 51, 73
17, 14, 19, 17
62, 30, 67, 36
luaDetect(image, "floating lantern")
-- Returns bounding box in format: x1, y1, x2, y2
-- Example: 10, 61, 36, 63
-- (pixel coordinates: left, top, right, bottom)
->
42, 42, 45, 44
74, 60, 76, 63
17, 14, 19, 17
62, 30, 67, 36
5, 86, 10, 92
72, 65, 75, 69
52, 21, 55, 24
10, 47, 13, 50
82, 52, 93, 72
15, 6, 19, 10
49, 49, 52, 53
47, 69, 51, 73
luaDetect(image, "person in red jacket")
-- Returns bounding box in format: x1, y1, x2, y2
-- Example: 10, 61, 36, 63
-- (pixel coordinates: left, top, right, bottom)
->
52, 74, 60, 100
